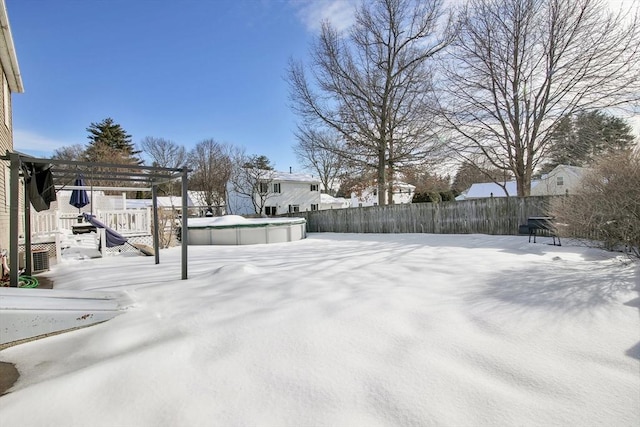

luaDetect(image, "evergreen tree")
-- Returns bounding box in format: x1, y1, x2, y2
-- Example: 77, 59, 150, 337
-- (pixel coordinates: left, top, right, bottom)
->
545, 115, 583, 168
84, 118, 142, 165
243, 155, 274, 170
451, 161, 509, 194
544, 111, 636, 171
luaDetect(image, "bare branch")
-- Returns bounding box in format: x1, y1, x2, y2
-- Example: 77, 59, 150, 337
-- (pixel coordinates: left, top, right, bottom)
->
440, 0, 640, 196
288, 0, 453, 204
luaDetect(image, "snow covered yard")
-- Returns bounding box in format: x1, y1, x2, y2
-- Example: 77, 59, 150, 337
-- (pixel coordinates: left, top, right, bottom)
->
0, 233, 638, 426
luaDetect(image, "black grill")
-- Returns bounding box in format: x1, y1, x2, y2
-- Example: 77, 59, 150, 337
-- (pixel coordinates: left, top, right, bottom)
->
525, 216, 561, 246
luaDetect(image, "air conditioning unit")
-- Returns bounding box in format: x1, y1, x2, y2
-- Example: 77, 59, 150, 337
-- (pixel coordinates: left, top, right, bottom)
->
19, 250, 50, 273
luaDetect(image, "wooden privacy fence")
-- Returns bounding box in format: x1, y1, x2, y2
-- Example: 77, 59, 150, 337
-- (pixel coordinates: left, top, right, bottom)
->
289, 196, 558, 235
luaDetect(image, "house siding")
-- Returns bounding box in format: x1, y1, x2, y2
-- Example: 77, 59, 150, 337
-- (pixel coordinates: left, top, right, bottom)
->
0, 70, 12, 250
530, 165, 585, 196
263, 180, 320, 214
351, 183, 415, 207
226, 173, 322, 216
0, 2, 25, 253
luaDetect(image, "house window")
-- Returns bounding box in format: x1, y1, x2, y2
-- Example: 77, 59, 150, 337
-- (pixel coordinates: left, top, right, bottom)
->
557, 176, 564, 186
273, 183, 281, 193
288, 204, 300, 213
259, 182, 269, 193
265, 206, 277, 216
311, 204, 318, 211
310, 184, 318, 191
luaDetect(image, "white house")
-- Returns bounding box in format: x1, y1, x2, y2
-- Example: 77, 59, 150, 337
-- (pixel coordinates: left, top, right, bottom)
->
227, 170, 322, 216
351, 181, 416, 207
530, 165, 586, 196
264, 171, 321, 214
319, 193, 350, 210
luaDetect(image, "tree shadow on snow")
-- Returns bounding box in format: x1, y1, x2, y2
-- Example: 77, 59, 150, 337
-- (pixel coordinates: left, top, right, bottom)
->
474, 260, 637, 313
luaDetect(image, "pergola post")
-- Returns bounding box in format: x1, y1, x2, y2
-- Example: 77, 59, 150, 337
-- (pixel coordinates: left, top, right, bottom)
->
8, 152, 19, 287
23, 176, 31, 276
151, 184, 159, 265
181, 167, 188, 280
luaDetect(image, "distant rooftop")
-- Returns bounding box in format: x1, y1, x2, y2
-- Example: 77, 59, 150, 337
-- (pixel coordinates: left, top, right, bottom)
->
463, 180, 540, 199
272, 171, 320, 183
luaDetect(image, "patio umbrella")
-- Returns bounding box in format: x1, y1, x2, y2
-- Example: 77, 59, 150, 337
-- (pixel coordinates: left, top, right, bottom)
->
70, 174, 90, 213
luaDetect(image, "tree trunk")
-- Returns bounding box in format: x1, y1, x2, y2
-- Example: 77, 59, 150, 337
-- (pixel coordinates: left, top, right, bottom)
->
378, 149, 386, 206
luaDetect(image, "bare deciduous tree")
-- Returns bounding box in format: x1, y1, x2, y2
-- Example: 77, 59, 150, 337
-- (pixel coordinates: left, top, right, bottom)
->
139, 137, 186, 169
187, 139, 234, 214
288, 0, 453, 205
293, 126, 346, 195
441, 0, 640, 196
52, 144, 85, 162
227, 154, 276, 216
228, 151, 275, 215
50, 144, 87, 179
138, 137, 187, 195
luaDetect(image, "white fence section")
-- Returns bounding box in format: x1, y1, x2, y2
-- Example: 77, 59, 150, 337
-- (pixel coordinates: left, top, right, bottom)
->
98, 209, 152, 235
29, 208, 152, 237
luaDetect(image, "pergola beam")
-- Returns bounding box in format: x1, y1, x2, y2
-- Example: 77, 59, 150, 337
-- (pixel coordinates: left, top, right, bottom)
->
52, 170, 182, 181
14, 155, 184, 172
55, 185, 152, 192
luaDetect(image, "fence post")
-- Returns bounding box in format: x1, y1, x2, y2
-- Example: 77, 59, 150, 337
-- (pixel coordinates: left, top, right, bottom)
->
55, 209, 61, 231
146, 207, 152, 235
99, 228, 106, 257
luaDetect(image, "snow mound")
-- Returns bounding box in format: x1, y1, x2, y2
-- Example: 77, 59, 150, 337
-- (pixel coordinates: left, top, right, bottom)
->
211, 215, 249, 226
188, 215, 250, 227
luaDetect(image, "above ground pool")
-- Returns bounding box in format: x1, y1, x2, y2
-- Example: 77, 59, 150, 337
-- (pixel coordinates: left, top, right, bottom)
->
187, 215, 307, 245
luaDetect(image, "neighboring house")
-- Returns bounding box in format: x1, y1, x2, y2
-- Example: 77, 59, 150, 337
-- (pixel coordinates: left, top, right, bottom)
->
456, 164, 587, 200
188, 190, 225, 216
0, 1, 23, 250
350, 181, 416, 207
319, 193, 350, 210
227, 170, 322, 216
530, 165, 587, 196
156, 195, 195, 210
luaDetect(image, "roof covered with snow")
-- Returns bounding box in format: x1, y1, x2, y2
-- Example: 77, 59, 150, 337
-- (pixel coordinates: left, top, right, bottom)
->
463, 180, 540, 199
320, 193, 349, 204
543, 164, 587, 180
272, 171, 320, 183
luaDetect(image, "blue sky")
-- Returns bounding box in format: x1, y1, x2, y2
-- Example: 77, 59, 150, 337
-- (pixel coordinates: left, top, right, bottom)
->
7, 0, 638, 174
7, 0, 357, 172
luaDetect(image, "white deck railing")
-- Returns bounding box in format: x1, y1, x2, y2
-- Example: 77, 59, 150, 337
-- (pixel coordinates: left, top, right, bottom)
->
30, 208, 152, 237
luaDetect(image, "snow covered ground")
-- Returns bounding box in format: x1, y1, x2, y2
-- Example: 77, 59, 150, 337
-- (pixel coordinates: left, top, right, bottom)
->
0, 233, 638, 426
